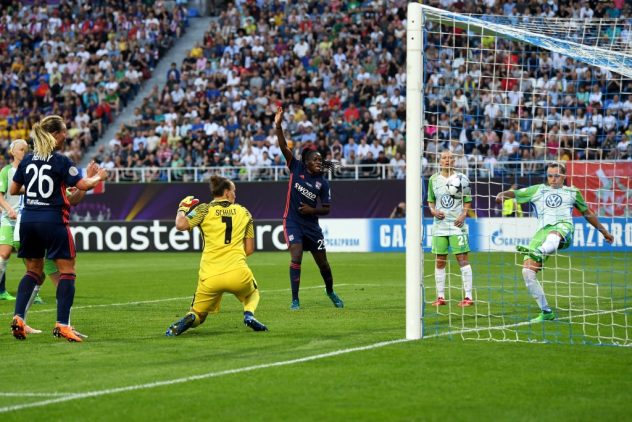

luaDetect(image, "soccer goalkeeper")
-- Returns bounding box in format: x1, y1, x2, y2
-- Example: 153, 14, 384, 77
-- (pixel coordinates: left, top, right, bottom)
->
496, 162, 614, 322
165, 176, 268, 336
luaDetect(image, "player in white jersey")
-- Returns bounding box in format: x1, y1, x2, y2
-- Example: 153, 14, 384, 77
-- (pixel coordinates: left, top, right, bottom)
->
496, 162, 614, 322
427, 150, 474, 307
0, 139, 29, 301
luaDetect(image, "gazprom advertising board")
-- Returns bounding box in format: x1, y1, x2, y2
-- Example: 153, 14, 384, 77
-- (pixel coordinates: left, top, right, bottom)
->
371, 218, 631, 252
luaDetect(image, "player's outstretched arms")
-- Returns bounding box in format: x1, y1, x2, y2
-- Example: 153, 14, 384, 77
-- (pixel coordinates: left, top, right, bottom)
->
583, 209, 615, 244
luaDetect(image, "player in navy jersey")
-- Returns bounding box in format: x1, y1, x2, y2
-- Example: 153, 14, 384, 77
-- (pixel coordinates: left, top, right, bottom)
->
9, 115, 107, 342
275, 107, 344, 310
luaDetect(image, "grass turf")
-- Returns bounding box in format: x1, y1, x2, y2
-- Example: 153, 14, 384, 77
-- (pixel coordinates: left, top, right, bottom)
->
0, 252, 630, 420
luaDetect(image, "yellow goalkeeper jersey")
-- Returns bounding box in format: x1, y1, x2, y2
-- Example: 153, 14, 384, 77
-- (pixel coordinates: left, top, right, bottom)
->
185, 200, 255, 280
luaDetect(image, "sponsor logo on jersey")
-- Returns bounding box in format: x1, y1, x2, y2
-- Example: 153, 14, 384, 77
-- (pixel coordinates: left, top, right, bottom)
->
294, 182, 317, 200
545, 194, 563, 208
26, 199, 50, 206
315, 181, 321, 190
440, 194, 455, 208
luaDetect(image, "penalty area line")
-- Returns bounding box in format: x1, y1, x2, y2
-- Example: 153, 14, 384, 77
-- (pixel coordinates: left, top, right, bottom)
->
0, 338, 411, 414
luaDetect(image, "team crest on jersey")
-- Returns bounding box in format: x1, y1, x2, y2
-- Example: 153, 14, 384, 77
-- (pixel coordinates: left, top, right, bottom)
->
545, 194, 563, 208
315, 181, 321, 189
440, 194, 455, 208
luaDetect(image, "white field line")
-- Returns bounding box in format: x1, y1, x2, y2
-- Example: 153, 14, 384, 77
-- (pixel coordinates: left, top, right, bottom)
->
0, 283, 385, 317
1, 297, 628, 413
0, 338, 411, 414
0, 392, 74, 397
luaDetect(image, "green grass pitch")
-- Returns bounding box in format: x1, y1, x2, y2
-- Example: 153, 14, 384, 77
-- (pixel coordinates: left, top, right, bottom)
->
0, 252, 630, 420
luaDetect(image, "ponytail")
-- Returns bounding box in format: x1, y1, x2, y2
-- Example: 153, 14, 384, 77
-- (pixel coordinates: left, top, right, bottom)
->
31, 115, 65, 158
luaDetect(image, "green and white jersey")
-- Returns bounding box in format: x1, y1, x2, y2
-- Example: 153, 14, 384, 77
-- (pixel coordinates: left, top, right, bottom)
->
427, 172, 472, 236
514, 184, 588, 229
0, 164, 21, 226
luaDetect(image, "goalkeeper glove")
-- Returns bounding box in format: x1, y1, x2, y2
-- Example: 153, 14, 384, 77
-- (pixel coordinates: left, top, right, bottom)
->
178, 196, 200, 214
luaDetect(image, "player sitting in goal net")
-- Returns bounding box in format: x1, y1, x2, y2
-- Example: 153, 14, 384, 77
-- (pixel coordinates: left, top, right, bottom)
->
408, 4, 631, 346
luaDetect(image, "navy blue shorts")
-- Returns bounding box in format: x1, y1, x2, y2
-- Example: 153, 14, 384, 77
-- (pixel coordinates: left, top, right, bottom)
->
283, 220, 326, 252
18, 222, 76, 260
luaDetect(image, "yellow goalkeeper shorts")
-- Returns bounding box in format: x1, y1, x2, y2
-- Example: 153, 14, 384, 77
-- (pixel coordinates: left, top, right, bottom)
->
191, 266, 259, 315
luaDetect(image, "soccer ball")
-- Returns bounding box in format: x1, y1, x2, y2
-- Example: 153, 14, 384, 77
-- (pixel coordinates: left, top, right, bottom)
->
446, 173, 470, 196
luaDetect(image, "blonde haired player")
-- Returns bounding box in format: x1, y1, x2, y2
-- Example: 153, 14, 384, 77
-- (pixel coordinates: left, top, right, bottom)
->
10, 115, 107, 342
427, 150, 474, 307
0, 139, 32, 302
165, 175, 268, 336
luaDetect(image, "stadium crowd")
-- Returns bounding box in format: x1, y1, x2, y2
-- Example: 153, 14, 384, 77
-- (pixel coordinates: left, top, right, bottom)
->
0, 0, 188, 165
2, 0, 632, 182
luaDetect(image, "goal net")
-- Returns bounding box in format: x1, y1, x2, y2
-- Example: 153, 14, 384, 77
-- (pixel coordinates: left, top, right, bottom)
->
406, 4, 631, 346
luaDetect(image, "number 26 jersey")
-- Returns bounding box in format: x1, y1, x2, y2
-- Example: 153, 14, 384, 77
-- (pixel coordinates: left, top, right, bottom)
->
12, 153, 83, 224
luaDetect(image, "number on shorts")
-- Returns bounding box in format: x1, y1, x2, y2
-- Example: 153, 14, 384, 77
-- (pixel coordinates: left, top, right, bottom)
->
222, 216, 233, 244
25, 164, 54, 199
317, 239, 326, 250
457, 235, 466, 246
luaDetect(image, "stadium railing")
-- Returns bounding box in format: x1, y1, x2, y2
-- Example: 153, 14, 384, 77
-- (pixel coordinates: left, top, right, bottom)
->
102, 160, 586, 183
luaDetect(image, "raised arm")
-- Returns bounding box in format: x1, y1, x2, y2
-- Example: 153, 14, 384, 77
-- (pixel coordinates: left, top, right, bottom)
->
274, 106, 293, 165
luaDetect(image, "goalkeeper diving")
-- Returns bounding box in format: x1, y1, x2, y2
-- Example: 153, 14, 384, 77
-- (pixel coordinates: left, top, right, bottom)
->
166, 175, 268, 336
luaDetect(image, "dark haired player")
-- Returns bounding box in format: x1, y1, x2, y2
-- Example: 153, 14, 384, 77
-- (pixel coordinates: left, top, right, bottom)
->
275, 106, 344, 310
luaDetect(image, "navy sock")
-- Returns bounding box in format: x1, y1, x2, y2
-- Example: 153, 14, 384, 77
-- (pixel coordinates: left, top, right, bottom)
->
0, 272, 5, 292
14, 272, 41, 319
320, 265, 334, 294
56, 274, 76, 325
244, 311, 253, 319
290, 261, 301, 301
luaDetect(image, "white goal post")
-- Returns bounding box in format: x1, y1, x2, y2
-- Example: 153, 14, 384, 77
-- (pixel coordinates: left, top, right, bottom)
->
406, 3, 631, 345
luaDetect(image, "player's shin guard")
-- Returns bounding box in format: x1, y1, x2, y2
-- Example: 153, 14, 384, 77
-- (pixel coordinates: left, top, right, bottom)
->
56, 274, 76, 325
435, 267, 446, 298
0, 258, 7, 292
460, 265, 473, 299
290, 261, 301, 301
319, 264, 334, 294
14, 272, 42, 319
522, 268, 550, 311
